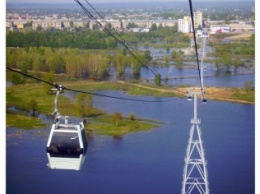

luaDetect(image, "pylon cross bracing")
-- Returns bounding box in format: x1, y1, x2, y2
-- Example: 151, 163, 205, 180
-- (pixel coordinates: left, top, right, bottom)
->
182, 91, 209, 194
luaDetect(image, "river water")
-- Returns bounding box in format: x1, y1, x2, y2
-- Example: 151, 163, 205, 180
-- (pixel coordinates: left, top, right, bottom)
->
138, 65, 254, 87
110, 64, 255, 88
6, 91, 255, 194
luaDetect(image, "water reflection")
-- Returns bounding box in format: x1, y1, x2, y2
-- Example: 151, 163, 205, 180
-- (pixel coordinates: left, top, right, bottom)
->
7, 106, 53, 124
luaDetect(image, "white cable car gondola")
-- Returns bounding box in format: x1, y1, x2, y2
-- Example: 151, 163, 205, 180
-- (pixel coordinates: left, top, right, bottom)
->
201, 97, 207, 104
201, 89, 207, 104
186, 90, 193, 101
46, 85, 88, 170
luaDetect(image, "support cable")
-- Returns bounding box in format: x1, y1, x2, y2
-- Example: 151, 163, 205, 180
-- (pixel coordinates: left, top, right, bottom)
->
188, 0, 204, 95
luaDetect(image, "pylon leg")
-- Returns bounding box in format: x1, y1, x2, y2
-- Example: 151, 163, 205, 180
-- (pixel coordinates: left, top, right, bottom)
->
182, 93, 209, 194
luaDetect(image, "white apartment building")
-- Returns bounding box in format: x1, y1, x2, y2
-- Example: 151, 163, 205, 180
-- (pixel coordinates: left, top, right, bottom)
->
89, 19, 121, 31
178, 11, 203, 33
122, 19, 176, 29
178, 16, 191, 33
62, 20, 86, 28
89, 19, 176, 31
32, 19, 62, 30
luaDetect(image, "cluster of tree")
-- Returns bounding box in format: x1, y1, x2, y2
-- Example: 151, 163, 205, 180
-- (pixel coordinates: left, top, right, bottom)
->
6, 30, 117, 49
214, 54, 247, 74
212, 34, 254, 74
6, 47, 145, 82
7, 25, 189, 50
213, 34, 255, 57
126, 22, 139, 29
112, 112, 137, 127
171, 50, 184, 69
121, 25, 189, 46
76, 93, 93, 117
214, 42, 255, 56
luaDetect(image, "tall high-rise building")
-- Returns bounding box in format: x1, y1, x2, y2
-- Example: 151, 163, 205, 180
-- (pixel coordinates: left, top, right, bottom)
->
194, 11, 203, 29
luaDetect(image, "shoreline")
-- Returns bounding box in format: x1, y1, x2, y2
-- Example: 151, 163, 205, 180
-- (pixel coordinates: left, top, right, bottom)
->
115, 81, 255, 104
6, 81, 254, 134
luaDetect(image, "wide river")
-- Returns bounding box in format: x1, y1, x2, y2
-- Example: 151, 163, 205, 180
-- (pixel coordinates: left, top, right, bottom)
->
6, 90, 255, 194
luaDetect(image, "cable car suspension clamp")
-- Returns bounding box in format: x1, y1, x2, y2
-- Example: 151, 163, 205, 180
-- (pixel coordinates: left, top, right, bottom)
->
51, 84, 68, 127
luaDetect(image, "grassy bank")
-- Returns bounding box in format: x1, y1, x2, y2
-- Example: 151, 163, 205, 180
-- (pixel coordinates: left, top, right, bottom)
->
6, 113, 47, 129
6, 83, 75, 115
6, 82, 161, 134
86, 116, 160, 136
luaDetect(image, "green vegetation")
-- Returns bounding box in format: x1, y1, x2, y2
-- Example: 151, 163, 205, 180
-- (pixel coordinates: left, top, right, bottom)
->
11, 73, 25, 85
112, 112, 123, 127
208, 34, 255, 73
76, 93, 93, 117
214, 41, 254, 56
154, 74, 162, 86
6, 47, 143, 80
6, 83, 75, 115
6, 113, 47, 129
232, 81, 255, 103
6, 30, 117, 49
6, 82, 160, 135
233, 88, 254, 103
172, 50, 184, 69
87, 115, 160, 136
6, 25, 189, 50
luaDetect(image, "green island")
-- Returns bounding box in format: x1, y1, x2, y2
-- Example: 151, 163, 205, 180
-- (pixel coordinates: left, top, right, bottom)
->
6, 82, 164, 135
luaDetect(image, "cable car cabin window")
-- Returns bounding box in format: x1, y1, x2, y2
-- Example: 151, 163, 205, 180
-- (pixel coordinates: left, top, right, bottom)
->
47, 132, 83, 158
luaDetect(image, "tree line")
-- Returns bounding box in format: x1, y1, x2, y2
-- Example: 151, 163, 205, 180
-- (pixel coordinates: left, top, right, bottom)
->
6, 30, 117, 49
212, 34, 255, 74
6, 25, 189, 49
6, 47, 149, 82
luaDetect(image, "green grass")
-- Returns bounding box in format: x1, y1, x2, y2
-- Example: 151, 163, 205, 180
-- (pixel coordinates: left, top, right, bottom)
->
6, 83, 83, 116
64, 80, 182, 98
6, 82, 161, 135
6, 113, 47, 129
233, 89, 255, 103
86, 116, 160, 136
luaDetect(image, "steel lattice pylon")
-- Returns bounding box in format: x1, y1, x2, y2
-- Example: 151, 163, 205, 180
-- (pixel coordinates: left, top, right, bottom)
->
182, 91, 209, 194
